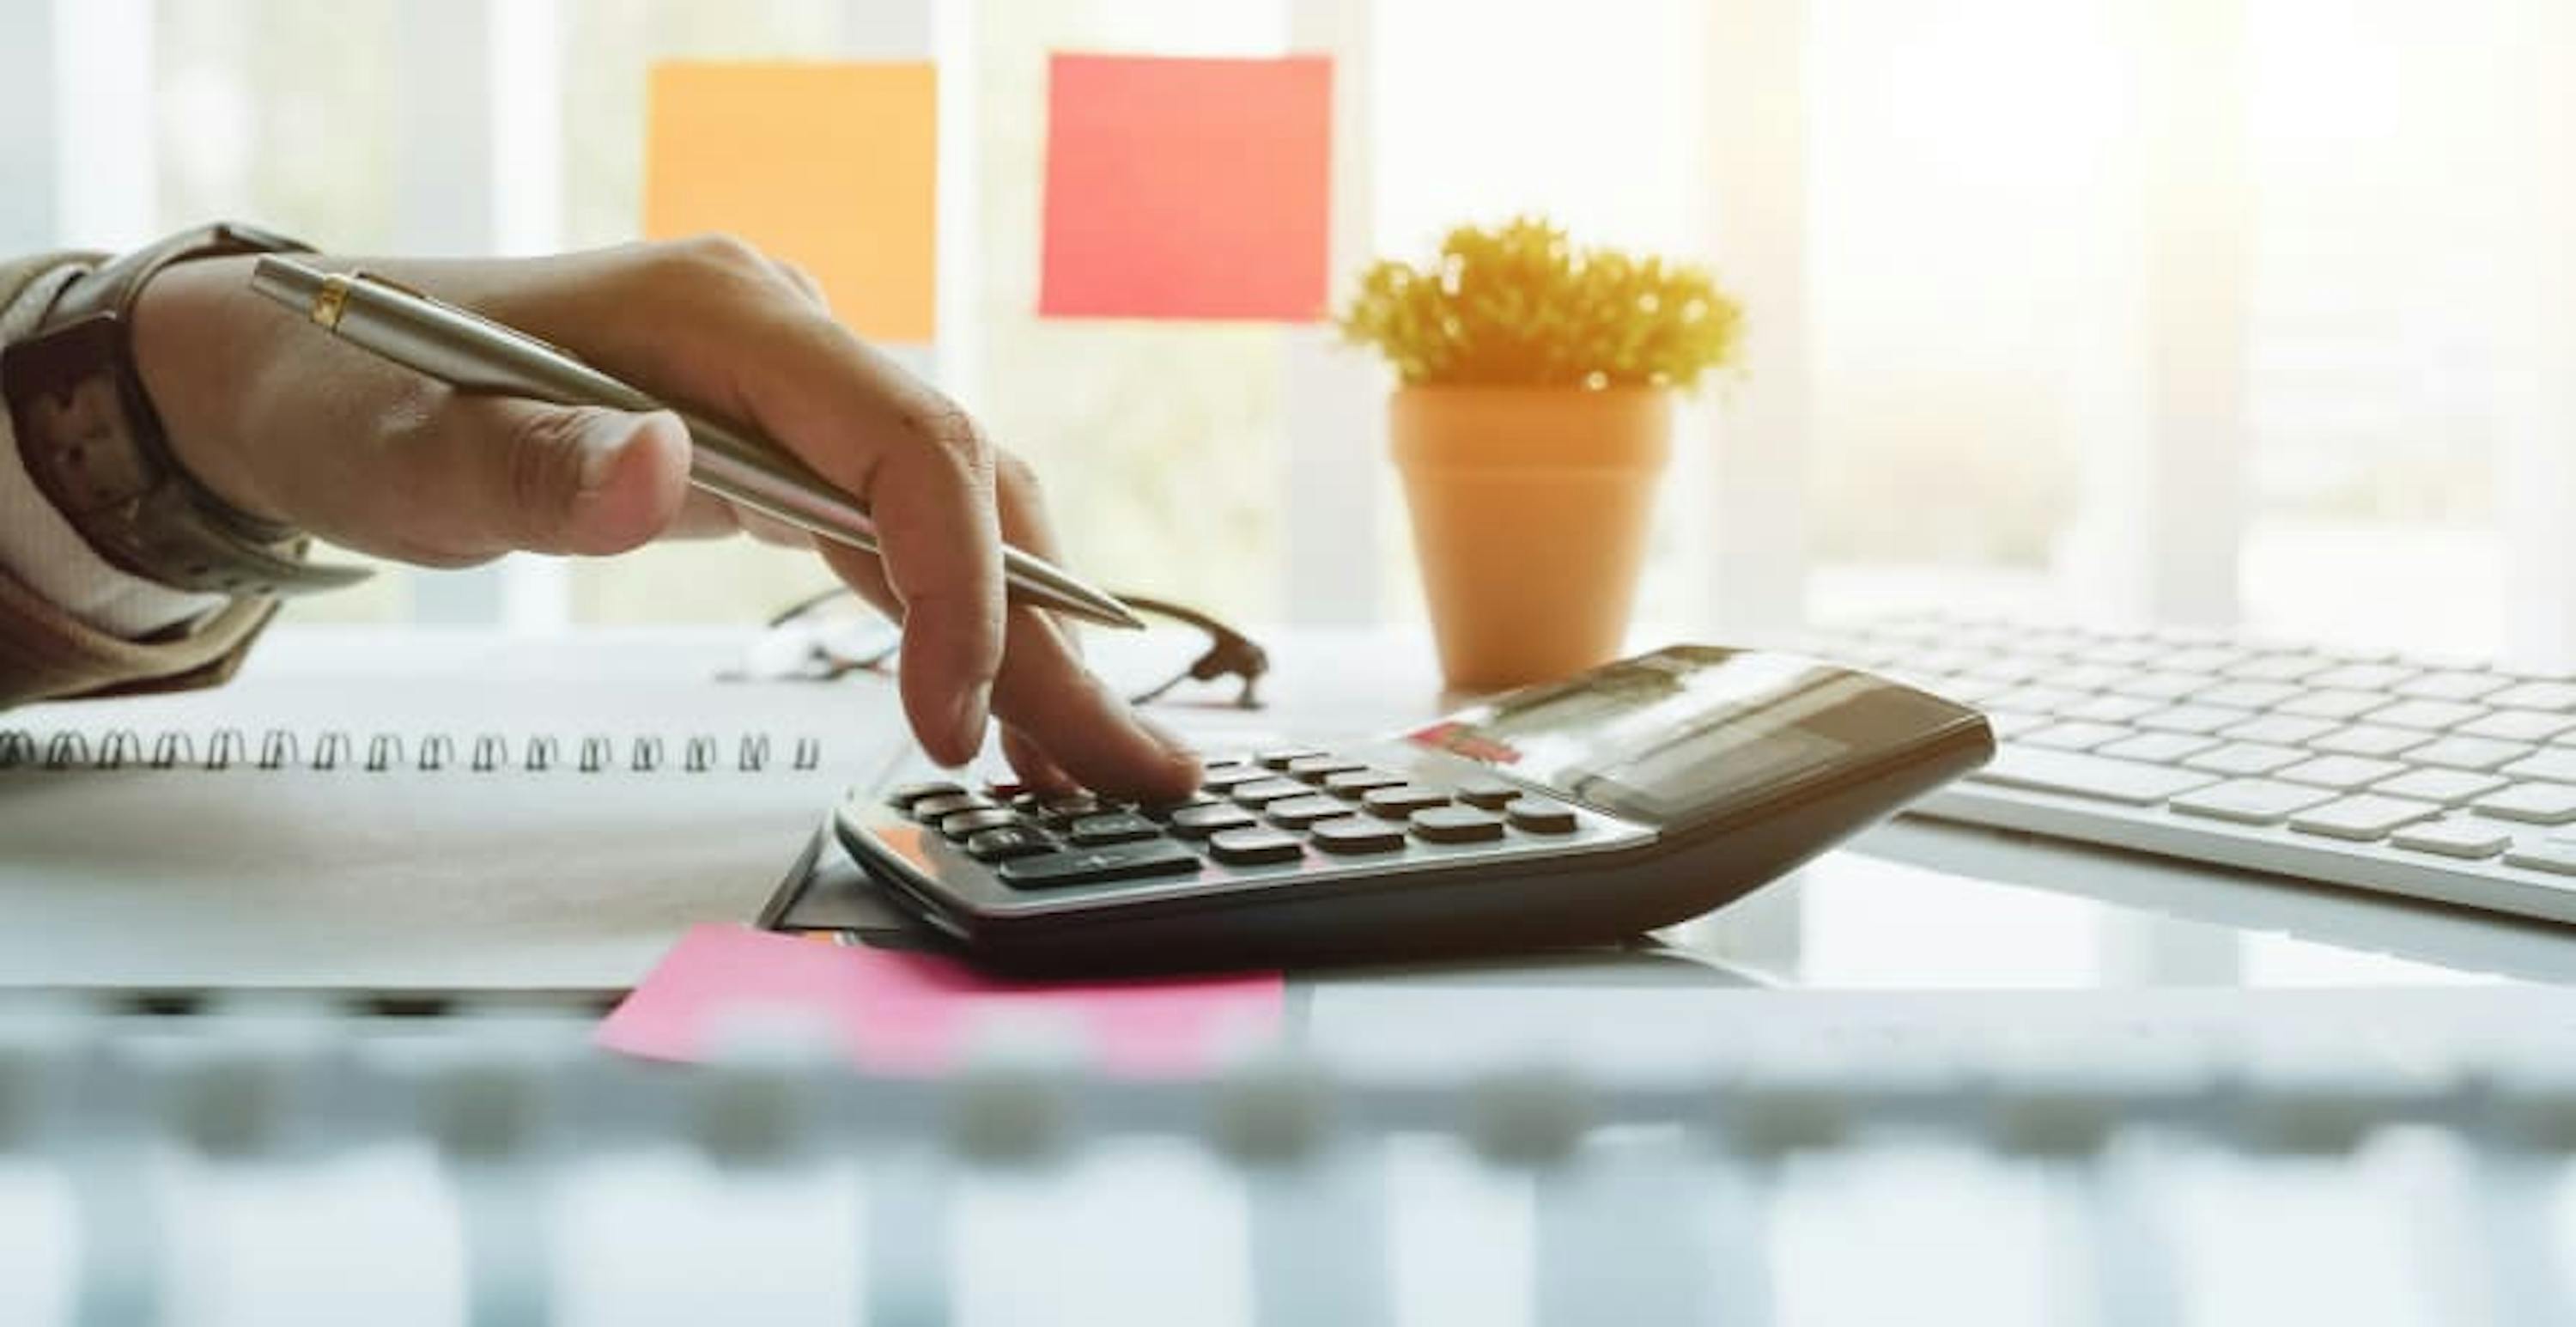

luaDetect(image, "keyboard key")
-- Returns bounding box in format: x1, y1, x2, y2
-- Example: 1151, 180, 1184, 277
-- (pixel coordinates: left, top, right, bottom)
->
1504, 796, 1580, 834
2136, 704, 2256, 735
1286, 754, 1366, 782
2024, 721, 2135, 752
2370, 768, 2510, 806
1455, 778, 1523, 810
1258, 748, 1327, 770
2109, 672, 2215, 702
1265, 794, 1350, 829
2502, 750, 2576, 784
2308, 725, 2432, 758
1363, 785, 1453, 819
2487, 680, 2576, 713
2038, 663, 2131, 691
2161, 646, 2250, 673
2223, 654, 2335, 682
2472, 782, 2576, 825
2306, 662, 2415, 691
1169, 804, 1261, 838
2218, 715, 2338, 746
997, 840, 1200, 889
1066, 812, 1162, 846
1039, 793, 1103, 820
2057, 694, 2164, 725
2182, 743, 2306, 777
887, 781, 966, 810
2275, 755, 2407, 791
1990, 685, 2085, 715
965, 825, 1055, 862
2287, 794, 2441, 842
1309, 817, 1406, 854
1986, 711, 2051, 740
2405, 736, 2536, 772
2456, 709, 2576, 743
1204, 766, 1272, 791
1139, 796, 1221, 821
2503, 841, 2576, 876
2277, 690, 2394, 721
909, 793, 997, 822
1322, 769, 1409, 799
939, 808, 1024, 840
2366, 699, 2488, 732
2390, 819, 2512, 860
1411, 807, 1508, 843
1230, 778, 1314, 807
2395, 670, 2512, 703
1969, 748, 2217, 806
2095, 732, 2221, 764
2193, 680, 2303, 710
2170, 779, 2336, 825
1208, 827, 1304, 866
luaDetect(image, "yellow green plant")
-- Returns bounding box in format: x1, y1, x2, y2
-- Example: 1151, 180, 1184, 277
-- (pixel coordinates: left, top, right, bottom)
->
1336, 216, 1743, 390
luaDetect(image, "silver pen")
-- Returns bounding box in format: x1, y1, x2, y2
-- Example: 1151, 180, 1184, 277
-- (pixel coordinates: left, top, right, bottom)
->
246, 256, 1145, 632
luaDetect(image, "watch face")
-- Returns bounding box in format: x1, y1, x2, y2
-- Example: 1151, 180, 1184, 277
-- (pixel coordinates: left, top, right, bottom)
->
1406, 646, 1929, 825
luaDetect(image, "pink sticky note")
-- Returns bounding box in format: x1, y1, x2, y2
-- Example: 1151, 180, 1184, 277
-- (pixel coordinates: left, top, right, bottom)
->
598, 925, 1285, 1078
1040, 53, 1333, 321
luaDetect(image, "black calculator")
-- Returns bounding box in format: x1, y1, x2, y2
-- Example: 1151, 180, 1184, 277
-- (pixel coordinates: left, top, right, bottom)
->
828, 645, 1993, 973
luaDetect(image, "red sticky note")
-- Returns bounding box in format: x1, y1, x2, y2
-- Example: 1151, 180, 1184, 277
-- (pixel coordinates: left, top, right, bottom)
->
1040, 54, 1333, 321
598, 925, 1285, 1078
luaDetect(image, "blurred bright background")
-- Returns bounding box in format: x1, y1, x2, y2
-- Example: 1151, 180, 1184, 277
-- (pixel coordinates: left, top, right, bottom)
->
6, 0, 2571, 661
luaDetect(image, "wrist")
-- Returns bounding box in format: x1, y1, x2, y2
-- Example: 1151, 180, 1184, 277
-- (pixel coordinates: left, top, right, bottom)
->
127, 254, 288, 524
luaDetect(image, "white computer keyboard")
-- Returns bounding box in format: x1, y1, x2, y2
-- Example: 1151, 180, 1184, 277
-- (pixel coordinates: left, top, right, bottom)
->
1801, 614, 2576, 926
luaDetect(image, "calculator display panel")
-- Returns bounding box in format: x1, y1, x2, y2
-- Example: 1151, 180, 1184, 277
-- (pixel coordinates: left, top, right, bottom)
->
1405, 647, 1888, 825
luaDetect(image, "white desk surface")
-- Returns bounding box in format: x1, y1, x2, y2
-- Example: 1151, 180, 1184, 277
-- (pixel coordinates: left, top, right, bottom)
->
9, 623, 2573, 996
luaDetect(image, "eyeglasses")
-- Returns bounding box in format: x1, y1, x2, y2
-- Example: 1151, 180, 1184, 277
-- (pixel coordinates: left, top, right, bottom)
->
732, 587, 1270, 710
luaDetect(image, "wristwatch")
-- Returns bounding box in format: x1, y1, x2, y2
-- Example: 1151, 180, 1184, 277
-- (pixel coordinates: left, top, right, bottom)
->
1, 222, 369, 597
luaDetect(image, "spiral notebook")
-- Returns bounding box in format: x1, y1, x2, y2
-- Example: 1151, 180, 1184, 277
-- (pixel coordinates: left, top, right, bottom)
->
0, 667, 903, 994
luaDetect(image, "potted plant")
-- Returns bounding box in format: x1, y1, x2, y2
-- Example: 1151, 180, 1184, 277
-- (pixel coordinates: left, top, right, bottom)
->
1337, 217, 1744, 691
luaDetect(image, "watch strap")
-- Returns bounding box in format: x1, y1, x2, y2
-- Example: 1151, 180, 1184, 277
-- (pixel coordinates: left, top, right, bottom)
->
2, 222, 370, 598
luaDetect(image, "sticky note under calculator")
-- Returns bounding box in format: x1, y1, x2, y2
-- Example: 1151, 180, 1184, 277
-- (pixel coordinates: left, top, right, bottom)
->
1040, 54, 1333, 321
645, 62, 937, 343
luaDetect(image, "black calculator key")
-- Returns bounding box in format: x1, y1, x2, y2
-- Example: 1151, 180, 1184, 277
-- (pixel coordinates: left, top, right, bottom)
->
1231, 778, 1312, 807
1170, 805, 1260, 838
1267, 794, 1348, 829
1309, 817, 1406, 855
998, 840, 1201, 890
1322, 769, 1407, 799
909, 792, 995, 822
965, 825, 1055, 861
1504, 796, 1578, 834
888, 780, 965, 810
1041, 793, 1103, 819
1209, 827, 1304, 866
1139, 795, 1221, 822
1455, 779, 1522, 810
1258, 747, 1327, 770
939, 808, 1024, 840
982, 779, 1030, 800
1286, 754, 1365, 782
1362, 785, 1451, 819
1412, 807, 1506, 843
1204, 766, 1271, 791
1067, 812, 1162, 846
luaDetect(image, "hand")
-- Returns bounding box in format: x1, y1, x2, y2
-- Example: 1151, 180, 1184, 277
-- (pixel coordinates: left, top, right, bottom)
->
127, 235, 1200, 800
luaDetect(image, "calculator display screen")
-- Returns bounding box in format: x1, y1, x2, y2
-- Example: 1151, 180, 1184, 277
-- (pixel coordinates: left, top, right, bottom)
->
1406, 647, 1876, 823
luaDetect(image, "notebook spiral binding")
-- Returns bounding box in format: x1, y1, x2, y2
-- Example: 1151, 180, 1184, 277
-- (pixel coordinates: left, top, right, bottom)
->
0, 727, 824, 775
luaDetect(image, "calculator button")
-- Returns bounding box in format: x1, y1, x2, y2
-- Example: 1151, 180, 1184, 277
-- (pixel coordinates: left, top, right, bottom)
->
1066, 813, 1162, 846
997, 841, 1201, 890
1258, 748, 1328, 770
964, 825, 1055, 862
1266, 794, 1349, 829
1170, 804, 1261, 838
1455, 779, 1522, 810
1309, 818, 1406, 855
1138, 796, 1221, 822
888, 781, 966, 810
1231, 778, 1313, 807
1321, 769, 1407, 799
1411, 807, 1507, 843
1503, 797, 1578, 834
938, 808, 1024, 840
1203, 766, 1271, 791
1039, 793, 1103, 819
1209, 827, 1305, 866
1286, 754, 1366, 782
1362, 785, 1452, 819
909, 793, 996, 822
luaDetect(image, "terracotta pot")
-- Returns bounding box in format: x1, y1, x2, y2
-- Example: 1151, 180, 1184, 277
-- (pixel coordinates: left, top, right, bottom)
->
1389, 385, 1673, 691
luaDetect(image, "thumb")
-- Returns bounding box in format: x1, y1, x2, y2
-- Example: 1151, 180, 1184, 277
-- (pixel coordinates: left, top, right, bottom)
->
460, 400, 692, 557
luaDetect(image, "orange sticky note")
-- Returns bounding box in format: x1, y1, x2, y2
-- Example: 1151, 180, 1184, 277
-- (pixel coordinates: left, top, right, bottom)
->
645, 62, 937, 343
1041, 54, 1333, 321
